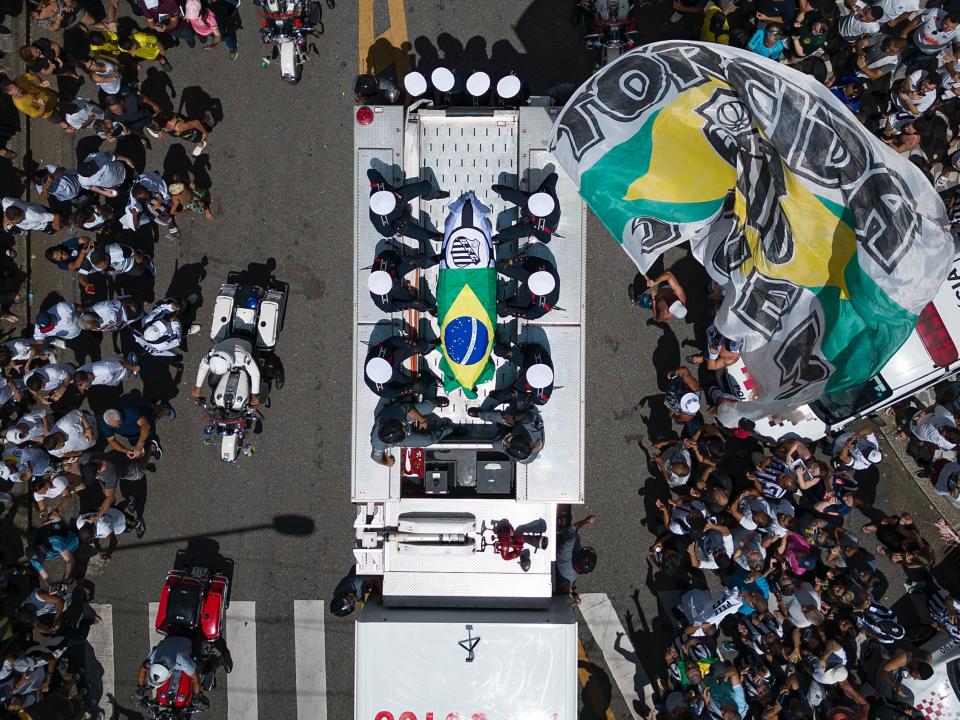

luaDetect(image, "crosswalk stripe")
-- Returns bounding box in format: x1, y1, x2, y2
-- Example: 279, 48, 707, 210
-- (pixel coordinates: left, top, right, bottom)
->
294, 600, 327, 720
148, 601, 161, 649
86, 603, 115, 706
226, 601, 258, 720
578, 593, 648, 720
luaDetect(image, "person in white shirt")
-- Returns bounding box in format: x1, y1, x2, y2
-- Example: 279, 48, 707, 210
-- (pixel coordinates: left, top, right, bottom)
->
1, 198, 59, 234
5, 409, 52, 445
33, 301, 82, 342
912, 405, 959, 450
123, 171, 178, 235
24, 362, 75, 404
839, 2, 884, 40
79, 298, 141, 332
73, 356, 140, 391
900, 7, 960, 55
133, 298, 196, 357
871, 0, 919, 27
76, 506, 141, 559
77, 151, 132, 198
30, 474, 71, 516
892, 69, 939, 117
80, 243, 153, 281
58, 97, 105, 134
0, 338, 60, 373
832, 427, 883, 470
43, 410, 97, 459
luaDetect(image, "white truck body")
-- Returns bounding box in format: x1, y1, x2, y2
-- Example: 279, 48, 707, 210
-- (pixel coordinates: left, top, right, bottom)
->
351, 100, 587, 719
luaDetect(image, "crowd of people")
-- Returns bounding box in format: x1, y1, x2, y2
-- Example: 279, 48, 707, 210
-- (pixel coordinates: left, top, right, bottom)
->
672, 0, 960, 196
0, 0, 239, 714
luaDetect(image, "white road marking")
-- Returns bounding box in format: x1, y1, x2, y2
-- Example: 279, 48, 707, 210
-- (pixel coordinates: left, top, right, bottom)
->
294, 600, 327, 720
578, 593, 649, 720
86, 603, 114, 706
226, 601, 258, 720
148, 601, 161, 648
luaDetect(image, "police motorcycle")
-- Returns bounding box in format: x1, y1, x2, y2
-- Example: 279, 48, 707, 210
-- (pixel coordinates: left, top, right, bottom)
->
136, 565, 231, 719
195, 277, 287, 463
575, 0, 639, 67
255, 0, 334, 84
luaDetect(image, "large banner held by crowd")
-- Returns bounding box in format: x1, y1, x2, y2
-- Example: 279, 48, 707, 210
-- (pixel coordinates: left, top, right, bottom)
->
549, 41, 954, 419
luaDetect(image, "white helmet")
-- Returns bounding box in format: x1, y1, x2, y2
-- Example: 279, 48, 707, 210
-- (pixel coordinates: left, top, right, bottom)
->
143, 319, 172, 343
527, 192, 556, 218
497, 74, 521, 100
431, 66, 455, 93
668, 300, 688, 319
528, 271, 556, 296
403, 71, 428, 97
365, 357, 392, 384
207, 350, 232, 375
466, 71, 490, 97
525, 363, 553, 389
369, 190, 397, 215
148, 662, 172, 687
368, 270, 393, 296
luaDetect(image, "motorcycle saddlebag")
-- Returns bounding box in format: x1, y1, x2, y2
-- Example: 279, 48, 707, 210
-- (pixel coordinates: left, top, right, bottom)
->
157, 572, 203, 633
200, 576, 228, 641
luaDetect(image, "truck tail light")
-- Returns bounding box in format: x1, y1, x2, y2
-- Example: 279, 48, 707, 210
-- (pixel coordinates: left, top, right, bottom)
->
917, 302, 959, 368
356, 106, 374, 126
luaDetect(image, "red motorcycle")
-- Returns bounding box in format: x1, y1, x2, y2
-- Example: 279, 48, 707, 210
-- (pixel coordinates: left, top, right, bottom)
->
137, 566, 231, 719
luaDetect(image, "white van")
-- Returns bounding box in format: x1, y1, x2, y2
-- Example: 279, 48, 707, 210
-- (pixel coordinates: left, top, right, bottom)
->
901, 631, 960, 717
740, 253, 960, 443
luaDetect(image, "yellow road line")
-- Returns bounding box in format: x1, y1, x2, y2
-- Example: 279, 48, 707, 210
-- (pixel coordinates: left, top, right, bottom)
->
357, 0, 411, 77
578, 639, 617, 720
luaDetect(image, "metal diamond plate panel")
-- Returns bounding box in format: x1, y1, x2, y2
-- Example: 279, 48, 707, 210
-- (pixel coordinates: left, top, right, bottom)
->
518, 325, 585, 503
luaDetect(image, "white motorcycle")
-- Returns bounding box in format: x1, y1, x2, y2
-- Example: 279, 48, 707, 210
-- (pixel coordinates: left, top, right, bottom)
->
255, 0, 333, 84
197, 278, 287, 462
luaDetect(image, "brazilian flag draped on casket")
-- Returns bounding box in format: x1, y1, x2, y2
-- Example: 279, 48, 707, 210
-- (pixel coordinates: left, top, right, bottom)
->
436, 192, 497, 399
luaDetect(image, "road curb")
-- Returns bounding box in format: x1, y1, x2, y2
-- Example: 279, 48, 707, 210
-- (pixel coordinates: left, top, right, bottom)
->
875, 413, 960, 527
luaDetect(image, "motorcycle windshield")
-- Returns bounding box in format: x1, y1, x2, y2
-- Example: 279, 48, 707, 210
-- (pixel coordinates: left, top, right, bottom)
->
594, 0, 631, 21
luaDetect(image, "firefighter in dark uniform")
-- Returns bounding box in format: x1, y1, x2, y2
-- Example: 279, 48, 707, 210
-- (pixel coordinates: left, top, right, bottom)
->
469, 401, 545, 464
496, 253, 560, 320
491, 172, 561, 244
368, 243, 439, 314
364, 334, 444, 400
367, 168, 448, 243
482, 341, 554, 410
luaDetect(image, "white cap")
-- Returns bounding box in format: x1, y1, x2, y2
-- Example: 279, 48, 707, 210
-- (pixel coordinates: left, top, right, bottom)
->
668, 300, 687, 319
0, 464, 11, 482
369, 190, 397, 215
368, 270, 393, 295
403, 71, 428, 97
680, 392, 701, 415
528, 192, 555, 217
528, 271, 556, 296
208, 350, 232, 375
466, 71, 490, 97
365, 357, 392, 384
497, 74, 521, 100
821, 666, 848, 685
14, 657, 37, 673
143, 320, 169, 342
866, 447, 882, 464
431, 66, 455, 93
525, 363, 553, 389
4, 427, 24, 444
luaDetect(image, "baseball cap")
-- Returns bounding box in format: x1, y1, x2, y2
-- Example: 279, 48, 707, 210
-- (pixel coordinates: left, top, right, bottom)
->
431, 66, 455, 93
35, 311, 56, 334
4, 427, 24, 444
497, 74, 521, 100
821, 666, 848, 684
680, 392, 700, 415
866, 446, 882, 464
668, 300, 687, 319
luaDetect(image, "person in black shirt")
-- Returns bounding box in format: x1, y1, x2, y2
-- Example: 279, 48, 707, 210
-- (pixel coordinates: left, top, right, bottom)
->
102, 91, 160, 142
491, 172, 561, 244
363, 333, 441, 399
367, 243, 439, 313
496, 253, 560, 320
367, 168, 447, 243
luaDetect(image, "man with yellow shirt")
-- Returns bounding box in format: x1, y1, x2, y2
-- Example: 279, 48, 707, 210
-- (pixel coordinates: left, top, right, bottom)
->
1, 72, 58, 120
88, 29, 172, 71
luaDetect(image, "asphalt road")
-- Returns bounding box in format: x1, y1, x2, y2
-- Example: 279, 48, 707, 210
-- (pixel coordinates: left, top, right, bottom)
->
11, 0, 960, 718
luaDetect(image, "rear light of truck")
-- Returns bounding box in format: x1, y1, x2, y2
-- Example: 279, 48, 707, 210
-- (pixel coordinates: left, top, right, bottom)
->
356, 106, 374, 126
917, 301, 959, 368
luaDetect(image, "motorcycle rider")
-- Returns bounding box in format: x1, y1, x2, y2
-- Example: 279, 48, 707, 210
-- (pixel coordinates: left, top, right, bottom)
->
367, 167, 448, 243
137, 635, 206, 707
491, 172, 562, 244
191, 340, 261, 407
